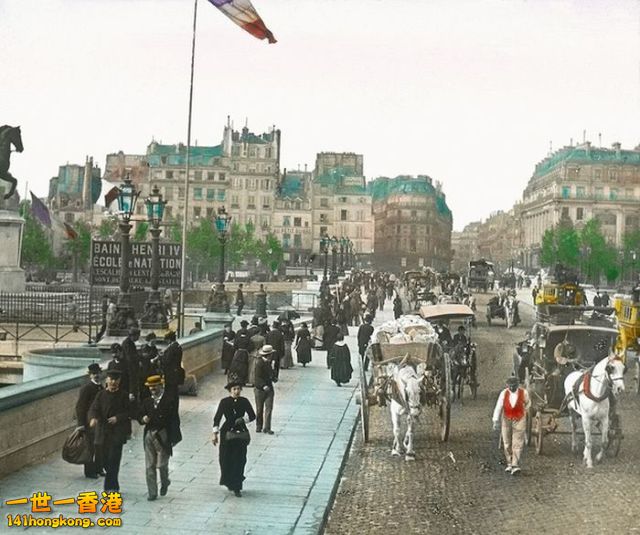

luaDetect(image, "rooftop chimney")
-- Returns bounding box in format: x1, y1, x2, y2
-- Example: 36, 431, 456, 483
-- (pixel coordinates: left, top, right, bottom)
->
585, 141, 591, 158
612, 142, 621, 158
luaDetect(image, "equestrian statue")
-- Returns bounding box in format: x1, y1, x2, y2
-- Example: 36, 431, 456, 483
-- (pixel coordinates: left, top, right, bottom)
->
0, 125, 24, 200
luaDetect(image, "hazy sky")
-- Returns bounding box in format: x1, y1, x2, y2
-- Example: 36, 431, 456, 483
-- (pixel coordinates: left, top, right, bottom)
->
2, 0, 639, 230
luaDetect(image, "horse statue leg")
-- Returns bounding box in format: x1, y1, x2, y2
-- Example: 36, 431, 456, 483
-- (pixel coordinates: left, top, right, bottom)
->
390, 401, 402, 456
404, 414, 416, 461
1, 171, 17, 200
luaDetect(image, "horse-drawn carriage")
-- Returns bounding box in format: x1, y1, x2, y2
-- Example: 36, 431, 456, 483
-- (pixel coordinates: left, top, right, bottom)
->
468, 259, 493, 293
419, 304, 478, 401
486, 293, 519, 328
613, 293, 640, 393
356, 314, 453, 453
515, 312, 625, 466
403, 270, 436, 309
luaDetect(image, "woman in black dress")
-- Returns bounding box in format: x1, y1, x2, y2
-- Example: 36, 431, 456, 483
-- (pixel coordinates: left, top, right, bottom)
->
295, 322, 312, 367
227, 349, 249, 385
211, 381, 256, 497
328, 332, 353, 387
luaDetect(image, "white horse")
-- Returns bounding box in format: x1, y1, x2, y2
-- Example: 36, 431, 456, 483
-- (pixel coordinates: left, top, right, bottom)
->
563, 355, 626, 468
388, 362, 425, 461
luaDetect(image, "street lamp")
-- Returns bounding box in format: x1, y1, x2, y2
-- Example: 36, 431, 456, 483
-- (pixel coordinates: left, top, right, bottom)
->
141, 185, 168, 329
320, 234, 329, 282
207, 206, 232, 312
109, 174, 140, 336
347, 238, 354, 269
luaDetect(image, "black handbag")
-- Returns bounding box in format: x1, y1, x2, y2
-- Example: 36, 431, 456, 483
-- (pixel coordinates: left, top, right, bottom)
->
226, 429, 250, 444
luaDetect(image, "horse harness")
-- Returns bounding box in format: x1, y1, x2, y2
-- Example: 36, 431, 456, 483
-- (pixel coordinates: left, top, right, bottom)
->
570, 360, 622, 406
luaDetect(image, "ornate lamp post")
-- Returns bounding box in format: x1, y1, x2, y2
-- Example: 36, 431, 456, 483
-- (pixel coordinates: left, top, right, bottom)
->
207, 206, 232, 313
346, 238, 353, 269
141, 185, 168, 329
330, 235, 338, 279
339, 236, 346, 272
109, 174, 140, 336
320, 234, 329, 282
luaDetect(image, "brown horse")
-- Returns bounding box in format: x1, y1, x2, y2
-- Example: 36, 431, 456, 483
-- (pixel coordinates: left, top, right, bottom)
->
0, 125, 24, 199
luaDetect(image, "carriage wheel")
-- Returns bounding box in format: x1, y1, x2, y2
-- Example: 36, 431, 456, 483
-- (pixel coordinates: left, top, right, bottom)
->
534, 410, 544, 455
357, 356, 370, 443
605, 413, 622, 458
525, 408, 533, 446
440, 353, 452, 442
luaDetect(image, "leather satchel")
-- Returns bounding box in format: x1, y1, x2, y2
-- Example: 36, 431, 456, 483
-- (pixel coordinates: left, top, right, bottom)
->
226, 429, 250, 444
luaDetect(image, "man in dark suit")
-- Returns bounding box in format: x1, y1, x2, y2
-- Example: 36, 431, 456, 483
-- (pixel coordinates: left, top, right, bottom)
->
159, 331, 184, 414
265, 321, 284, 380
75, 363, 104, 478
357, 315, 374, 372
236, 283, 245, 316
254, 345, 276, 434
88, 369, 132, 492
138, 375, 180, 501
122, 327, 141, 401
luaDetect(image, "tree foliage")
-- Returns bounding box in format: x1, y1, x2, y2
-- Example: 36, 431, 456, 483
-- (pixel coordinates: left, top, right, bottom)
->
97, 216, 118, 239
580, 219, 618, 284
540, 220, 580, 268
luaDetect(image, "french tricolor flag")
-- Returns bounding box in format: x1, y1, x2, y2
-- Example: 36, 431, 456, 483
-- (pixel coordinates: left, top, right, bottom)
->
208, 0, 277, 44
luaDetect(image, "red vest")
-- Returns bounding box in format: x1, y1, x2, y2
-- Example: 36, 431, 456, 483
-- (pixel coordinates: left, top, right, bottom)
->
503, 388, 525, 421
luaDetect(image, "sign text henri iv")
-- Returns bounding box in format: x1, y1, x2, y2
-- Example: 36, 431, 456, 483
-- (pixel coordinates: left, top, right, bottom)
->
91, 240, 182, 288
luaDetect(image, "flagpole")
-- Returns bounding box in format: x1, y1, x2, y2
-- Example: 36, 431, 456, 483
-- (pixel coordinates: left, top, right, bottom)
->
178, 0, 199, 337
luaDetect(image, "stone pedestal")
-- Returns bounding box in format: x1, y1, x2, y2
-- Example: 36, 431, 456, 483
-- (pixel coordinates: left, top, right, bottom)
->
0, 210, 26, 292
202, 311, 234, 331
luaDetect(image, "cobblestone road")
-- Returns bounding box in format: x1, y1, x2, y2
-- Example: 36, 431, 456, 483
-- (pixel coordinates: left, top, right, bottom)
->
325, 293, 640, 535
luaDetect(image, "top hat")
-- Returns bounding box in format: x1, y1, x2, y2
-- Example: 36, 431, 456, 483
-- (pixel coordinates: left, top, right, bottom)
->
144, 374, 164, 387
506, 376, 519, 387
240, 320, 249, 327
87, 363, 102, 375
259, 345, 275, 356
110, 343, 122, 353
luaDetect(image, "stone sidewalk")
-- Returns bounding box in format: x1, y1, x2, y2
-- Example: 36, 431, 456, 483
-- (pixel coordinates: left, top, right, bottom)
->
0, 304, 395, 535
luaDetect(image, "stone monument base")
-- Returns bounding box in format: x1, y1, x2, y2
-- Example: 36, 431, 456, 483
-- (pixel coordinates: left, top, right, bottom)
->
202, 311, 235, 331
0, 210, 25, 292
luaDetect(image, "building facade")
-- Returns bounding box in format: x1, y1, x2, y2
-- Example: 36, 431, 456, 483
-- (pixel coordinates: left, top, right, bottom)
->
311, 153, 374, 266
371, 175, 452, 272
451, 221, 481, 273
520, 141, 640, 267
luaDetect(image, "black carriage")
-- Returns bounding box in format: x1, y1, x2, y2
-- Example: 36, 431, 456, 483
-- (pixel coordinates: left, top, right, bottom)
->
514, 315, 622, 456
420, 304, 478, 402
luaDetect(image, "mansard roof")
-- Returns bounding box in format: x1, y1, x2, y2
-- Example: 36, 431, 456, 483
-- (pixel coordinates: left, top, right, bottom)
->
371, 175, 451, 218
533, 145, 640, 178
146, 142, 223, 166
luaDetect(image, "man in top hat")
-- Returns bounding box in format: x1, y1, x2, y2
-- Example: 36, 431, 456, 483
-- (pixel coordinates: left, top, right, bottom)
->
159, 330, 184, 416
107, 343, 130, 394
75, 363, 104, 479
138, 375, 180, 501
122, 326, 141, 401
254, 345, 276, 434
357, 315, 374, 372
88, 369, 133, 492
492, 376, 530, 475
